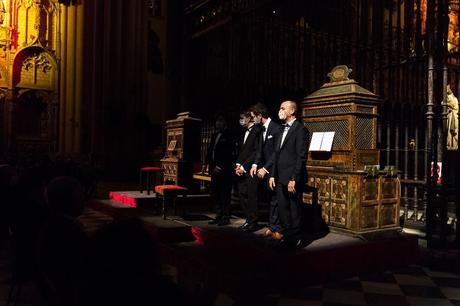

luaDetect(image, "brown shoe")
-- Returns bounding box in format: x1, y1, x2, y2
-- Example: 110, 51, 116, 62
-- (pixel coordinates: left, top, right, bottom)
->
263, 228, 274, 237
272, 232, 284, 240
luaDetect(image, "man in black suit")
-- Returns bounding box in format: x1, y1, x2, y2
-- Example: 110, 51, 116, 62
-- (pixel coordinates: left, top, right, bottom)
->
205, 114, 235, 226
269, 101, 309, 248
235, 109, 262, 231
249, 103, 282, 239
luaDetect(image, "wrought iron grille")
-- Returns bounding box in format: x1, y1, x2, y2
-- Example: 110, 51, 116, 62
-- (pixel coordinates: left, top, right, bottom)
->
304, 120, 349, 148
356, 118, 374, 149
304, 105, 353, 117
356, 106, 374, 114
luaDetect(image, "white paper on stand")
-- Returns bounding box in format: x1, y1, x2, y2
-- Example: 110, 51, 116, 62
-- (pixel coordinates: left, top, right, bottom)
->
309, 132, 323, 151
320, 132, 335, 151
308, 131, 335, 152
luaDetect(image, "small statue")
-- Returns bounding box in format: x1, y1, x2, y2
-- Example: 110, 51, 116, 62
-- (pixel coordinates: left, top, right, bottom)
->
447, 85, 458, 151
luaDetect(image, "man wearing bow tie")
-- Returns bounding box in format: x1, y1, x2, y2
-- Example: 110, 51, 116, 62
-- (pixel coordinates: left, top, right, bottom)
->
249, 103, 282, 239
269, 100, 309, 248
235, 109, 262, 231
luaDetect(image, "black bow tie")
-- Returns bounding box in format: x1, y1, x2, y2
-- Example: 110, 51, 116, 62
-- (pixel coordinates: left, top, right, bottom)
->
283, 123, 291, 129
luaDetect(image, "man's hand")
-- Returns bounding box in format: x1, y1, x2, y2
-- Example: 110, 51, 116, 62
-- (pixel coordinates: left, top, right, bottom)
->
257, 168, 267, 179
269, 177, 276, 190
235, 166, 244, 176
288, 180, 296, 193
250, 166, 257, 178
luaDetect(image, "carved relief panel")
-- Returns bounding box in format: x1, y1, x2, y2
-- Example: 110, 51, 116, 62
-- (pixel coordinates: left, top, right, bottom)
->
361, 205, 378, 229
307, 170, 400, 234
0, 0, 59, 157
12, 0, 58, 49
363, 178, 379, 201
360, 177, 380, 230
1, 0, 59, 83
330, 177, 348, 227
380, 177, 400, 228
332, 177, 348, 201
13, 48, 56, 89
307, 176, 332, 223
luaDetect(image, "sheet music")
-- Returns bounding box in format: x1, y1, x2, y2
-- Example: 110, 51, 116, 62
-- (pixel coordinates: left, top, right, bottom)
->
321, 132, 335, 151
309, 132, 323, 151
308, 131, 335, 152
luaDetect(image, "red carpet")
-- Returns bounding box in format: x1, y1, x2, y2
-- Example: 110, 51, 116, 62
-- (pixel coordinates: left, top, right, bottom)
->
108, 190, 157, 208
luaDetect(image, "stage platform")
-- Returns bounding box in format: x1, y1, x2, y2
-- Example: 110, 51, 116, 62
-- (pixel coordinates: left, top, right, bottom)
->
108, 190, 157, 208
107, 190, 212, 211
87, 197, 421, 299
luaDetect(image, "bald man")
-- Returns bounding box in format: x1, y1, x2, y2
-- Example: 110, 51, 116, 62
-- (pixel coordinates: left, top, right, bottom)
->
269, 101, 309, 248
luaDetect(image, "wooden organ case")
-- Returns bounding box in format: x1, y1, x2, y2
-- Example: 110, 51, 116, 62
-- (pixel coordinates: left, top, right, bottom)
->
160, 112, 202, 188
302, 66, 401, 236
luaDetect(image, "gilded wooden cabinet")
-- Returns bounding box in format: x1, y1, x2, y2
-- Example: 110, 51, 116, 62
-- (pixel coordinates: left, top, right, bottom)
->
302, 66, 401, 235
304, 171, 400, 234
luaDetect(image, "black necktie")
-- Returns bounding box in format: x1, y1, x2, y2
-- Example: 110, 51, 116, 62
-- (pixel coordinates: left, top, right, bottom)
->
262, 126, 267, 132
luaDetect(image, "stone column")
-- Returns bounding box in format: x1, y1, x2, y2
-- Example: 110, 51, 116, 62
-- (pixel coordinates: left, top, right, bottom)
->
58, 2, 84, 154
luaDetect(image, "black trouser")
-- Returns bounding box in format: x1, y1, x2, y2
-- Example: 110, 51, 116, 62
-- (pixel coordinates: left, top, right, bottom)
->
260, 178, 280, 231
238, 173, 258, 224
276, 183, 303, 240
210, 170, 232, 221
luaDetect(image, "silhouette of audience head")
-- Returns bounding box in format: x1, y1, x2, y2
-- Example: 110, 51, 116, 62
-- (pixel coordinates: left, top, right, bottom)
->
45, 176, 85, 217
93, 218, 160, 281
90, 218, 169, 305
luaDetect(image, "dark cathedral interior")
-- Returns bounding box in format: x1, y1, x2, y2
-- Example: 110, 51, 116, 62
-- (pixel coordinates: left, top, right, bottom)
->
1, 0, 460, 305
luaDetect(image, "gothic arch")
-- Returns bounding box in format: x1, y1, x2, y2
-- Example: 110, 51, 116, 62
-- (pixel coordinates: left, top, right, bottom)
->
14, 0, 59, 48
12, 45, 58, 90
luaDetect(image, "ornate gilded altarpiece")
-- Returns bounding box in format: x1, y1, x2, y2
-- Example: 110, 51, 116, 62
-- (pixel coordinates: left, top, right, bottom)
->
0, 0, 61, 157
302, 66, 401, 236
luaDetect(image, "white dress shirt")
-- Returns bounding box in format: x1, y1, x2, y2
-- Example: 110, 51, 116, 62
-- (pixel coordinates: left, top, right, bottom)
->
263, 118, 271, 141
243, 123, 254, 144
239, 123, 254, 173
280, 118, 296, 148
251, 119, 271, 172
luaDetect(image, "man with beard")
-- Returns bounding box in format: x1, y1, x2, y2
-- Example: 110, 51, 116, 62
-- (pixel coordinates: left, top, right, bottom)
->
249, 103, 282, 239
